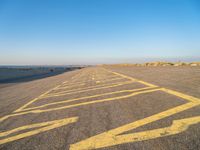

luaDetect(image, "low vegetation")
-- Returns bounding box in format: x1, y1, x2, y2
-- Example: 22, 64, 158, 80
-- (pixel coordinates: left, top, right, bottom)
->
102, 62, 200, 67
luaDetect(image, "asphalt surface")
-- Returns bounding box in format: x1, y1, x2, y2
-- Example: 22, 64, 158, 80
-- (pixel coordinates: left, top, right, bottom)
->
0, 66, 200, 150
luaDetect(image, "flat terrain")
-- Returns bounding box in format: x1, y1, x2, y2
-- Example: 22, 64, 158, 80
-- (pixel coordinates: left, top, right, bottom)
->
0, 66, 200, 150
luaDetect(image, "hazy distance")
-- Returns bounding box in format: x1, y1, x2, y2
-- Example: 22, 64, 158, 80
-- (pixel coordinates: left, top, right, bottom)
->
0, 0, 200, 65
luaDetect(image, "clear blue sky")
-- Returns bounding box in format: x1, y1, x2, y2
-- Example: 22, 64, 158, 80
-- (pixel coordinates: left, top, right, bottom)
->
0, 0, 200, 65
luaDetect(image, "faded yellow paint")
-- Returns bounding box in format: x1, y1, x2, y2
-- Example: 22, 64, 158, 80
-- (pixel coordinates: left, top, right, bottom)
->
54, 80, 133, 91
0, 117, 78, 145
14, 71, 83, 112
0, 88, 159, 122
14, 84, 62, 113
61, 77, 124, 88
44, 81, 136, 98
89, 74, 119, 80
104, 68, 157, 88
95, 77, 123, 82
58, 83, 86, 89
22, 87, 153, 112
96, 81, 100, 84
62, 80, 90, 86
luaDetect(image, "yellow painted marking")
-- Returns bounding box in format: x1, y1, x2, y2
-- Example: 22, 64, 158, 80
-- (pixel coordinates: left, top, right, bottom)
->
63, 75, 119, 86
69, 87, 200, 150
0, 117, 78, 145
45, 81, 136, 98
0, 88, 159, 122
104, 68, 157, 88
62, 80, 90, 86
14, 84, 62, 113
161, 88, 200, 103
90, 75, 119, 80
1, 67, 200, 148
14, 71, 83, 112
14, 70, 83, 112
54, 80, 134, 91
62, 70, 83, 84
62, 77, 124, 88
94, 77, 124, 82
60, 83, 85, 88
70, 115, 200, 150
21, 87, 153, 112
10, 67, 85, 108
96, 77, 125, 82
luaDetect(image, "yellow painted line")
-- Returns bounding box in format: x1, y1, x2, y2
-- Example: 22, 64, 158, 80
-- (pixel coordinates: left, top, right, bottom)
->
0, 68, 85, 120
0, 117, 78, 145
55, 80, 134, 91
66, 77, 124, 86
62, 77, 124, 87
70, 114, 200, 150
161, 88, 200, 103
20, 87, 154, 112
14, 84, 62, 113
62, 80, 90, 86
49, 81, 134, 96
90, 75, 119, 80
92, 74, 119, 78
45, 81, 136, 98
0, 88, 160, 122
96, 81, 100, 84
104, 68, 157, 88
62, 70, 83, 84
58, 83, 86, 89
69, 87, 200, 150
62, 70, 88, 84
2, 67, 200, 148
62, 76, 122, 87
14, 70, 83, 112
110, 116, 200, 144
96, 77, 125, 82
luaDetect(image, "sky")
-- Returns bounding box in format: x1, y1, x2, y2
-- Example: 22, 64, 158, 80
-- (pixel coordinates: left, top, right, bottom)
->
0, 0, 200, 65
